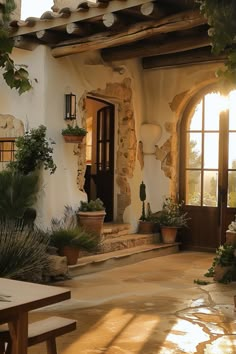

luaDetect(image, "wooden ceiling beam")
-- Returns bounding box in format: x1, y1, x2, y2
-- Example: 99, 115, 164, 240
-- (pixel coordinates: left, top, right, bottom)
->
102, 33, 210, 61
10, 0, 152, 36
51, 9, 206, 58
142, 47, 226, 69
140, 1, 167, 19
14, 35, 40, 51
66, 22, 93, 36
36, 30, 66, 44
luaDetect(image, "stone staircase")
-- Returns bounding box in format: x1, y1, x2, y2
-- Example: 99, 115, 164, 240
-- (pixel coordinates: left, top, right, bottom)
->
68, 223, 180, 277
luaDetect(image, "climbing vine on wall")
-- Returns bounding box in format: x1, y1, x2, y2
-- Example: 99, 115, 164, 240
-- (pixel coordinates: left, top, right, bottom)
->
0, 0, 32, 94
196, 0, 236, 88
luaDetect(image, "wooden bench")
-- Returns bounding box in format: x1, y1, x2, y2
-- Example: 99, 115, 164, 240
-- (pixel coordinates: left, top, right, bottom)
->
0, 316, 77, 354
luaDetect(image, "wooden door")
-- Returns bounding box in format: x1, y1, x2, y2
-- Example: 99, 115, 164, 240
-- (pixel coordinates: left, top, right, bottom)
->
180, 90, 236, 251
95, 105, 114, 222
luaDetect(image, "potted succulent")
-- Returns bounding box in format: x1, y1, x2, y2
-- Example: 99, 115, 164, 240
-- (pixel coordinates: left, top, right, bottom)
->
62, 124, 87, 143
50, 226, 98, 265
77, 198, 106, 238
138, 181, 155, 234
154, 197, 190, 243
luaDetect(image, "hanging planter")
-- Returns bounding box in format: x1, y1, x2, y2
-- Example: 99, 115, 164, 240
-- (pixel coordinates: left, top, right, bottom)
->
62, 124, 87, 143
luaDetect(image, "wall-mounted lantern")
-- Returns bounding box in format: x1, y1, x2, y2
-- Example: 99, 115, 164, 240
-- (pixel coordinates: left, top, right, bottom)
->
65, 93, 76, 120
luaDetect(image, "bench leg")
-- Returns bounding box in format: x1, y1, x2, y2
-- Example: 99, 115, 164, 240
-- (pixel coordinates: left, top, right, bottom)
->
46, 338, 57, 354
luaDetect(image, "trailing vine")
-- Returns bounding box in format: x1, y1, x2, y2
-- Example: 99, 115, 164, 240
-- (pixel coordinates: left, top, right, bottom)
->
0, 0, 32, 94
196, 0, 236, 88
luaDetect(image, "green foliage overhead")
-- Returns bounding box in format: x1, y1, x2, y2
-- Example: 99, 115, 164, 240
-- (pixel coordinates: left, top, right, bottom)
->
8, 125, 57, 175
195, 0, 236, 87
0, 170, 39, 219
0, 0, 32, 94
0, 220, 49, 281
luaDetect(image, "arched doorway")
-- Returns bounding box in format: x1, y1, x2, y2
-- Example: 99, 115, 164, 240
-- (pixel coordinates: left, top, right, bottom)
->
84, 96, 115, 222
180, 88, 236, 251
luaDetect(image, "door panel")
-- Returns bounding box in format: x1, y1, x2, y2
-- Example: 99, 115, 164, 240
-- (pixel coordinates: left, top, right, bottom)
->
180, 90, 236, 251
96, 105, 114, 222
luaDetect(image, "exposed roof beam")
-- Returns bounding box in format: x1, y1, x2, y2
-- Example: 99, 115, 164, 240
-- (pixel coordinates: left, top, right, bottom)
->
142, 47, 226, 69
102, 33, 210, 61
10, 0, 152, 36
51, 9, 206, 58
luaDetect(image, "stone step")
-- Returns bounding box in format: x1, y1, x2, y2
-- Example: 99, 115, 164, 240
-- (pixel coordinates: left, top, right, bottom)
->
68, 243, 180, 277
102, 223, 131, 240
99, 233, 160, 253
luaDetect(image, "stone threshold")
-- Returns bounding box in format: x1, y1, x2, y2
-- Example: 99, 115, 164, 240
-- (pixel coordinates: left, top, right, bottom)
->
68, 243, 180, 277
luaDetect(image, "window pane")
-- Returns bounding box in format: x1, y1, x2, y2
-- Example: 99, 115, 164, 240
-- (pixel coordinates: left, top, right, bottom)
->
188, 100, 202, 131
204, 93, 220, 131
204, 133, 219, 169
203, 171, 218, 207
228, 171, 236, 207
186, 133, 202, 168
229, 90, 236, 130
228, 133, 236, 169
186, 170, 201, 206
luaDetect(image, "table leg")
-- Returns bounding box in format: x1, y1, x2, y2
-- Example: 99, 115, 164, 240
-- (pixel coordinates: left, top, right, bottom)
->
8, 313, 28, 354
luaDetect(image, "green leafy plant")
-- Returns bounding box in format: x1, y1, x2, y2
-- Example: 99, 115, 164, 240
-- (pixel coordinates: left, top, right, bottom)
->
204, 244, 236, 283
79, 198, 105, 212
154, 197, 190, 228
195, 0, 236, 87
0, 170, 39, 220
8, 125, 56, 175
50, 206, 99, 252
62, 124, 87, 136
50, 227, 98, 251
0, 219, 49, 282
0, 1, 32, 94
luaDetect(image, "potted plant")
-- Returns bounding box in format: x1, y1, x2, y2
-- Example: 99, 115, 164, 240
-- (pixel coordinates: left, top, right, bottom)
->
138, 181, 155, 234
50, 226, 98, 265
77, 198, 106, 238
154, 197, 190, 243
205, 244, 236, 283
62, 124, 87, 143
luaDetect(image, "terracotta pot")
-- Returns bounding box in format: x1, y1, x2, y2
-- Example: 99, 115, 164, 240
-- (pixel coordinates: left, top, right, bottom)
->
78, 210, 106, 237
138, 221, 155, 234
63, 135, 85, 143
161, 226, 178, 243
213, 265, 232, 282
59, 246, 79, 265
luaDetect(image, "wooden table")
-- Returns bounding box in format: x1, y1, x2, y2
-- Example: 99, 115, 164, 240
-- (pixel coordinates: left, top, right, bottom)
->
0, 278, 71, 354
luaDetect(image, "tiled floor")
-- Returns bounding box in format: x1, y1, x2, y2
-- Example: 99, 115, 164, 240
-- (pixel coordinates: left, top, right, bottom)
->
29, 251, 236, 354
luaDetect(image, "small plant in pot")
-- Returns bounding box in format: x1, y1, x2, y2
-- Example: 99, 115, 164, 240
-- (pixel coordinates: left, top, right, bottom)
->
154, 197, 190, 244
138, 181, 155, 234
50, 205, 99, 265
50, 227, 98, 265
205, 244, 236, 283
62, 124, 87, 143
77, 198, 106, 238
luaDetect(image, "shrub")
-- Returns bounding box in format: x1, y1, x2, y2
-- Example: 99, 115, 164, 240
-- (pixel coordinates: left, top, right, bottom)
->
8, 125, 56, 175
0, 220, 49, 282
79, 198, 105, 212
0, 170, 39, 220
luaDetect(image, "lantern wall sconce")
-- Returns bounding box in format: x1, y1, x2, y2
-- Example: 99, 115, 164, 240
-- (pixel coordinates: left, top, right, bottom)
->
65, 93, 76, 120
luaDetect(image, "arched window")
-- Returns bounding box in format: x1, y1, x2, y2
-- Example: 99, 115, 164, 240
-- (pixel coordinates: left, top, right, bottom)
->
180, 88, 236, 250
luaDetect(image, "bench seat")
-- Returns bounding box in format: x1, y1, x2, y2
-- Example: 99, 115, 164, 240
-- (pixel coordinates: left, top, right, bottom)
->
0, 316, 77, 354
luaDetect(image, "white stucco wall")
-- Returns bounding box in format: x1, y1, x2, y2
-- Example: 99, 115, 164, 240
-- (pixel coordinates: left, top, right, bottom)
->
0, 42, 223, 229
142, 63, 222, 212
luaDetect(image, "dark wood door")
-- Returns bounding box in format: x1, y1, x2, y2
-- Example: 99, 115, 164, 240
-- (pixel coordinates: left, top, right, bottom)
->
95, 105, 114, 221
180, 90, 236, 251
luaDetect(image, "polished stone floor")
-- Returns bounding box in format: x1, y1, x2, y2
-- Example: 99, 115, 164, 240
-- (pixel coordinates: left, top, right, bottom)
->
28, 252, 236, 354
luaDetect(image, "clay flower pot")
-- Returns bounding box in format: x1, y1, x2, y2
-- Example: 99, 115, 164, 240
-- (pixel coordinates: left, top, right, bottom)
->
59, 246, 80, 265
161, 226, 178, 243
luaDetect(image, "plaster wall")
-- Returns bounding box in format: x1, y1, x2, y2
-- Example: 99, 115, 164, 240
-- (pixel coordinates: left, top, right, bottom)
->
0, 46, 145, 229
142, 62, 222, 212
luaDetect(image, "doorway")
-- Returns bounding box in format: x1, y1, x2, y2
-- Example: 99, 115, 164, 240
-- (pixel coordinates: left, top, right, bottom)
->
84, 96, 115, 222
180, 89, 236, 251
